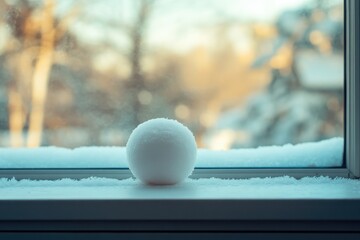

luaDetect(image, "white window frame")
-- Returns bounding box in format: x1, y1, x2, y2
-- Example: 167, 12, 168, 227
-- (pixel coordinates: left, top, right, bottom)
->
0, 1, 359, 238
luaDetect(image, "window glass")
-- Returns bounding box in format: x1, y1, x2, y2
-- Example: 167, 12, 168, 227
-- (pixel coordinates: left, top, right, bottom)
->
0, 0, 344, 167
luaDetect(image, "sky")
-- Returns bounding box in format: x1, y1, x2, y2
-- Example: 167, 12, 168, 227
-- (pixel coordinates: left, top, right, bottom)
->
56, 0, 312, 52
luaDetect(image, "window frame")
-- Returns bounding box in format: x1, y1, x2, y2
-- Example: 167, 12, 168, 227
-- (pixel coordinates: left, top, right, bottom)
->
0, 0, 358, 181
345, 0, 360, 178
0, 1, 359, 238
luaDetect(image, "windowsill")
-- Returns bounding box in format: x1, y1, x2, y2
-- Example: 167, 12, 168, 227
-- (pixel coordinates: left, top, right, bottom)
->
1, 177, 360, 231
2, 181, 359, 238
1, 176, 360, 200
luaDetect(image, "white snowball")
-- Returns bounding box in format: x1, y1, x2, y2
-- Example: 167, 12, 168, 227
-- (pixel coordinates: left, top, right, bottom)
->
126, 118, 197, 185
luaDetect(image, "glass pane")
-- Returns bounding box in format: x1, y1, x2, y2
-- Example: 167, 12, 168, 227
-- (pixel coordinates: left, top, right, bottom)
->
0, 0, 344, 168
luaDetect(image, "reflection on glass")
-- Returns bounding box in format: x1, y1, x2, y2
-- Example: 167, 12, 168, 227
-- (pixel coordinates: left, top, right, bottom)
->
0, 0, 344, 149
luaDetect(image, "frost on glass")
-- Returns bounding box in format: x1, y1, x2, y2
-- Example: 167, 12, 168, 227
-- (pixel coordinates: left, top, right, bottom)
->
0, 0, 343, 154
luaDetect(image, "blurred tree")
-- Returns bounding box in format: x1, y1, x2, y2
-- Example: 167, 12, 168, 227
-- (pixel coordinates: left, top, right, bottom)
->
127, 0, 154, 127
3, 0, 78, 147
26, 0, 56, 147
4, 0, 35, 147
226, 0, 344, 147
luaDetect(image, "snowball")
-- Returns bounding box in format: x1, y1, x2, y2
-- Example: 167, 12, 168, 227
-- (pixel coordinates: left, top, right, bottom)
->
126, 118, 197, 185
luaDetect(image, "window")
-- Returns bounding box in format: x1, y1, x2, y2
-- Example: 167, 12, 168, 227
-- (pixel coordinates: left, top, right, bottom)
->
0, 0, 358, 179
0, 0, 359, 238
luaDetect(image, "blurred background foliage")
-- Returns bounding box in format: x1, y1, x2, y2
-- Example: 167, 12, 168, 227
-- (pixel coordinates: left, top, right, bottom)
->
0, 0, 344, 149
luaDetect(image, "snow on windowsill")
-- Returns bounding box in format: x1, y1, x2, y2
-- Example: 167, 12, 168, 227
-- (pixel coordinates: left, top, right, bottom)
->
0, 176, 360, 200
0, 137, 344, 168
0, 137, 354, 200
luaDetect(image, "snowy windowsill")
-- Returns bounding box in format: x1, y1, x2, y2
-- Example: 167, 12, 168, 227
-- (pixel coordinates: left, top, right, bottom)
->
1, 137, 359, 223
1, 176, 360, 225
0, 137, 356, 199
0, 176, 360, 200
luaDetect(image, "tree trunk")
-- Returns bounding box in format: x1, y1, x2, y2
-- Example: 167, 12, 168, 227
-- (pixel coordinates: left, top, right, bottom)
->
6, 2, 37, 147
26, 0, 56, 147
8, 86, 24, 147
128, 0, 153, 127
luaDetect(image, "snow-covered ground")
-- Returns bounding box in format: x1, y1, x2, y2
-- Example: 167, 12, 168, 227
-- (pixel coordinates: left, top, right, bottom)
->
0, 137, 343, 168
0, 176, 359, 199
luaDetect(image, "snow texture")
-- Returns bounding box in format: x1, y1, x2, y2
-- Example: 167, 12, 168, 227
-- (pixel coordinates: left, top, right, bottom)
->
126, 118, 197, 185
0, 137, 343, 168
0, 176, 359, 199
197, 137, 343, 168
